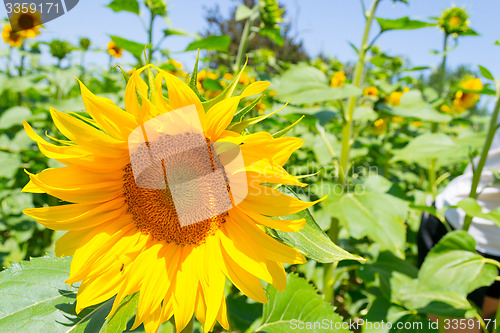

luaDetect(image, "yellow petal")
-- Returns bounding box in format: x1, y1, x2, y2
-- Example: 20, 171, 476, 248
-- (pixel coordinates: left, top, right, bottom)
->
77, 79, 138, 140
205, 97, 240, 141
236, 206, 306, 232
241, 81, 270, 97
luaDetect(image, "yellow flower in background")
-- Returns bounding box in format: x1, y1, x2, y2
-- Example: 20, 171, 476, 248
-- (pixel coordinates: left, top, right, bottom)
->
22, 66, 316, 333
223, 73, 233, 81
268, 90, 277, 98
256, 100, 266, 114
389, 87, 409, 107
239, 71, 251, 85
2, 25, 24, 47
392, 116, 404, 123
363, 86, 379, 97
196, 69, 219, 91
412, 121, 423, 128
330, 71, 346, 88
372, 118, 388, 135
10, 11, 42, 38
107, 41, 123, 58
451, 78, 483, 114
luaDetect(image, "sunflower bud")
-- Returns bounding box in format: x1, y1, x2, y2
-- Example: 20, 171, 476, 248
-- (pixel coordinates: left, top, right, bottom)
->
79, 38, 91, 51
49, 40, 72, 60
439, 7, 469, 35
259, 0, 283, 30
145, 0, 167, 17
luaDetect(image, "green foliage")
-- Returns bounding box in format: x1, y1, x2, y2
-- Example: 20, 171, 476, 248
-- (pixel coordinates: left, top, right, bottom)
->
185, 35, 231, 52
256, 274, 350, 333
375, 17, 436, 32
110, 35, 146, 59
107, 0, 140, 15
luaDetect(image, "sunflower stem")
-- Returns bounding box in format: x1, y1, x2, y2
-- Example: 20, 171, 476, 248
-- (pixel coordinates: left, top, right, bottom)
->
234, 10, 254, 73
147, 12, 156, 62
463, 80, 500, 231
431, 33, 449, 134
323, 0, 380, 304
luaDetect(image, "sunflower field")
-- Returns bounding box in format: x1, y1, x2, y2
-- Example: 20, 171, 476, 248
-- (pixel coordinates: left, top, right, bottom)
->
1, 0, 500, 332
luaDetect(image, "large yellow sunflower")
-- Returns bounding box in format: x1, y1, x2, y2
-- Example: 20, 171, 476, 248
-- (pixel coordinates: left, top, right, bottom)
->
10, 11, 42, 37
2, 24, 24, 47
22, 65, 320, 332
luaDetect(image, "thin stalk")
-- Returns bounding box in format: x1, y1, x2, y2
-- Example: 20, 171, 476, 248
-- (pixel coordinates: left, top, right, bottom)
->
495, 301, 500, 333
338, 0, 380, 185
431, 33, 449, 133
323, 218, 339, 303
323, 0, 381, 304
147, 13, 156, 62
234, 15, 253, 72
463, 82, 500, 231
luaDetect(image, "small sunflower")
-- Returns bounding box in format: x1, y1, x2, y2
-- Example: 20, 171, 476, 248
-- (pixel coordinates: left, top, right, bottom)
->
439, 7, 469, 35
330, 71, 346, 88
10, 11, 42, 37
23, 65, 318, 332
372, 118, 388, 135
2, 24, 24, 47
389, 87, 409, 107
363, 86, 379, 97
108, 41, 123, 58
450, 78, 483, 114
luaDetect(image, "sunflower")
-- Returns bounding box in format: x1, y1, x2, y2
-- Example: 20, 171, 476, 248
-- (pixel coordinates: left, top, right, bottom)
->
108, 41, 123, 58
10, 11, 42, 37
330, 71, 346, 88
2, 24, 24, 47
363, 86, 379, 97
22, 65, 319, 332
450, 78, 483, 114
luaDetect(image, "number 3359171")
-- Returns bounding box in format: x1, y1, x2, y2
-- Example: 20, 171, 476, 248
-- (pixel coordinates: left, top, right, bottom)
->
6, 2, 60, 14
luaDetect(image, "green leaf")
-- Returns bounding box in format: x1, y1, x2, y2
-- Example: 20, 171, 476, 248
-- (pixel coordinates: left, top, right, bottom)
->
391, 133, 469, 168
0, 256, 138, 332
479, 65, 495, 80
185, 35, 231, 52
0, 152, 20, 178
457, 198, 500, 227
235, 4, 255, 21
353, 105, 377, 122
231, 96, 262, 123
107, 0, 140, 15
495, 40, 500, 46
99, 294, 139, 332
375, 17, 436, 32
110, 36, 146, 59
324, 192, 408, 258
256, 274, 350, 333
390, 90, 452, 122
418, 230, 498, 295
267, 186, 364, 263
0, 106, 32, 129
259, 27, 284, 47
273, 65, 362, 104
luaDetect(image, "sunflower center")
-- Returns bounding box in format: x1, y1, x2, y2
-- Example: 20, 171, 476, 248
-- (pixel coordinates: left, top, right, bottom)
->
18, 14, 36, 30
123, 133, 229, 245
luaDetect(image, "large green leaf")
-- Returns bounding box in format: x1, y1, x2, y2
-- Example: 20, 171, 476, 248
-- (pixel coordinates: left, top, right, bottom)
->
324, 192, 408, 258
375, 17, 436, 32
391, 133, 469, 168
256, 274, 350, 333
458, 198, 500, 227
107, 0, 140, 15
185, 35, 231, 52
0, 106, 31, 129
110, 36, 146, 59
0, 256, 138, 332
273, 65, 361, 104
418, 230, 498, 295
267, 186, 365, 263
389, 90, 451, 122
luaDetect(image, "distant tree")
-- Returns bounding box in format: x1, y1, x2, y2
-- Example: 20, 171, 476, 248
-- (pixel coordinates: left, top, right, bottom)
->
202, 0, 310, 72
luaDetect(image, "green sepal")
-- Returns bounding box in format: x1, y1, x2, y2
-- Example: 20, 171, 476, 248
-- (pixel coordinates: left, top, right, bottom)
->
272, 115, 304, 138
202, 62, 247, 111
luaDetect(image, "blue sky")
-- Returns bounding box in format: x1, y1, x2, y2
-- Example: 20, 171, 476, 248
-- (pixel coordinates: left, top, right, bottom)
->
4, 0, 500, 77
